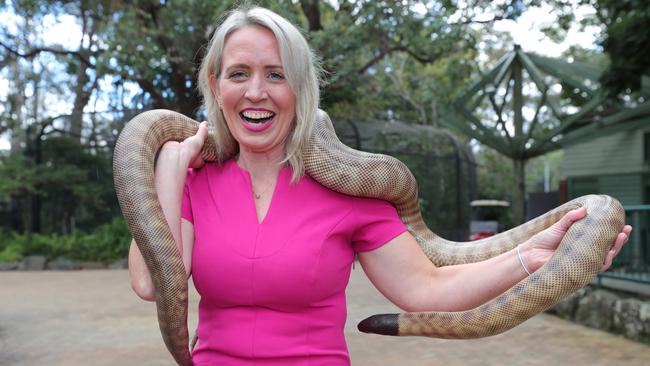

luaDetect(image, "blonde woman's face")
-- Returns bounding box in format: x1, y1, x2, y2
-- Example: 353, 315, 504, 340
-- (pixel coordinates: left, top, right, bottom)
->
210, 25, 296, 156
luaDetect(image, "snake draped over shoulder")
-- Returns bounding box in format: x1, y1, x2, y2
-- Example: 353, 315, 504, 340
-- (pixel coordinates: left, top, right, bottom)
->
113, 109, 625, 366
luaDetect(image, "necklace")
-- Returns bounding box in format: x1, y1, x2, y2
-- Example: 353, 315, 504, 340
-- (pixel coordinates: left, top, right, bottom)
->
253, 181, 274, 199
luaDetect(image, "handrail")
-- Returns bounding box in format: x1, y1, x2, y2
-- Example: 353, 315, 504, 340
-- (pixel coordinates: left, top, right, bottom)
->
598, 204, 649, 287
624, 204, 650, 211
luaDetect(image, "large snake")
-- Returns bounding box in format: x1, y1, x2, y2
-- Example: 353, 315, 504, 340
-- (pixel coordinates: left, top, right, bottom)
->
113, 109, 625, 366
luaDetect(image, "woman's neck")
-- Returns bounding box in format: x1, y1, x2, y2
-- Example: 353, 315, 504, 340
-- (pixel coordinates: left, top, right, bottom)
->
236, 147, 285, 179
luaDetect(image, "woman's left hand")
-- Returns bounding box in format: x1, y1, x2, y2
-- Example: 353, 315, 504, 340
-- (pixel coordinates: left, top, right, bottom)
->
521, 207, 632, 273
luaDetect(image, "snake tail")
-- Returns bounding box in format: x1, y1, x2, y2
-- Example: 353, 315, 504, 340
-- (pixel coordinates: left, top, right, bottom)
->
358, 314, 400, 335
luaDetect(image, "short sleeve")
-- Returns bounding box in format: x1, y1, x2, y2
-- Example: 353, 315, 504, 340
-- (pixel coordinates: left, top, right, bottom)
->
181, 169, 195, 224
351, 197, 408, 252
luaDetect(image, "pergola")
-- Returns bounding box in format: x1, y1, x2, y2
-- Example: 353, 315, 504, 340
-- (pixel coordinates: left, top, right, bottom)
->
442, 45, 650, 223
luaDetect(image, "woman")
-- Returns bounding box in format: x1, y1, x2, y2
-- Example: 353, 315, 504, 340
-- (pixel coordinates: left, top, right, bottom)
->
128, 6, 632, 365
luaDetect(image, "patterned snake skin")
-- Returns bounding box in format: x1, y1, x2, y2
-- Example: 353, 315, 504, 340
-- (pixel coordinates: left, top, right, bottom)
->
114, 109, 625, 365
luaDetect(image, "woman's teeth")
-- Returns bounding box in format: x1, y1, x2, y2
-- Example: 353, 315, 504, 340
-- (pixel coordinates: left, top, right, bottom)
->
241, 110, 275, 123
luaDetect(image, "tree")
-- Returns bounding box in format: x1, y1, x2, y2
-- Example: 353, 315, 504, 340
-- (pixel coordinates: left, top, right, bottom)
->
443, 41, 650, 224
474, 146, 563, 228
98, 0, 302, 117
0, 0, 583, 234
588, 0, 650, 96
92, 0, 545, 119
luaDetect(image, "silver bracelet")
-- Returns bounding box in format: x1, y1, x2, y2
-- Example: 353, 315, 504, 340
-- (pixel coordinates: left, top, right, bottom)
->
516, 245, 532, 276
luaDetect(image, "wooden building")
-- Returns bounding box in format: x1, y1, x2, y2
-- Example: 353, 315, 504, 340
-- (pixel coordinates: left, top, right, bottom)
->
563, 127, 650, 205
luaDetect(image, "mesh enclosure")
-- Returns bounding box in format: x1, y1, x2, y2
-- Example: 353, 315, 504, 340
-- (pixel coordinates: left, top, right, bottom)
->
332, 118, 477, 241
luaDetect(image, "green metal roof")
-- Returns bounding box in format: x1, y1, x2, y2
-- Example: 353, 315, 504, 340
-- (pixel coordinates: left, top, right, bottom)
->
441, 45, 650, 159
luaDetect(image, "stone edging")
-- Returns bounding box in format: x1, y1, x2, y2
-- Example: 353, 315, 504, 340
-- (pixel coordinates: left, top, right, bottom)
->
548, 285, 650, 344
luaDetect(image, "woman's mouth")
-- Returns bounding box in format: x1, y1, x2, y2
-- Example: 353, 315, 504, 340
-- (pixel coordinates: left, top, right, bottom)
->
240, 110, 276, 132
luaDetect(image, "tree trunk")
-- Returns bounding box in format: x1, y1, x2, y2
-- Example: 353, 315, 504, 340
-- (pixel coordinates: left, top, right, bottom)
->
300, 0, 322, 31
30, 127, 43, 234
511, 50, 526, 225
70, 58, 90, 140
9, 56, 25, 154
512, 158, 526, 225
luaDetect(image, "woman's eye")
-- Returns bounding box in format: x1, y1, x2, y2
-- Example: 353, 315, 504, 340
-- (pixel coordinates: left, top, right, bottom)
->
268, 71, 285, 80
228, 71, 247, 80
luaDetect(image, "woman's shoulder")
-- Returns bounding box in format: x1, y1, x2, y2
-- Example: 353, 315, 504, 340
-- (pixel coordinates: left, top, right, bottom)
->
299, 174, 398, 216
297, 173, 354, 204
185, 158, 237, 187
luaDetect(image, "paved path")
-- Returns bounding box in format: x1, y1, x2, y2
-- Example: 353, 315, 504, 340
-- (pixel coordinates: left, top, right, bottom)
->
1, 269, 649, 365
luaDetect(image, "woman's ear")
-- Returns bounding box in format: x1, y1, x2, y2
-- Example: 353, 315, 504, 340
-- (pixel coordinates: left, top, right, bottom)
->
208, 74, 222, 109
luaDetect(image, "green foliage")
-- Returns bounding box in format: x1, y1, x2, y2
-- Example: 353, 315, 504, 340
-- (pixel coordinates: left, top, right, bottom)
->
474, 147, 564, 228
475, 148, 563, 198
0, 217, 131, 262
0, 132, 119, 234
0, 228, 23, 261
38, 135, 118, 232
102, 0, 301, 116
0, 154, 42, 198
312, 0, 474, 113
72, 216, 131, 262
6, 0, 634, 236
593, 0, 650, 95
525, 150, 563, 193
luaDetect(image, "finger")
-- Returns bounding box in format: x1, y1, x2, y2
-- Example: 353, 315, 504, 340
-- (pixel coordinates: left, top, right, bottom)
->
613, 232, 627, 254
190, 156, 205, 169
601, 232, 627, 271
622, 225, 632, 238
197, 121, 208, 141
554, 207, 587, 232
194, 122, 208, 147
568, 206, 587, 221
600, 250, 614, 272
182, 122, 208, 150
188, 122, 208, 142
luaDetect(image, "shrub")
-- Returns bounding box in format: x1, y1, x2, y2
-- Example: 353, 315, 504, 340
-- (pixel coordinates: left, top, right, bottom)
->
73, 217, 131, 262
0, 217, 131, 263
0, 242, 22, 262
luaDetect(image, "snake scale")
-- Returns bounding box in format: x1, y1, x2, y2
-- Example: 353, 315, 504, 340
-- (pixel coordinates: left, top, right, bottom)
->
113, 109, 625, 365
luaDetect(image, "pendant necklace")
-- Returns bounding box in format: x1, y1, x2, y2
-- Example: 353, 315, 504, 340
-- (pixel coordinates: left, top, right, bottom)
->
254, 181, 274, 199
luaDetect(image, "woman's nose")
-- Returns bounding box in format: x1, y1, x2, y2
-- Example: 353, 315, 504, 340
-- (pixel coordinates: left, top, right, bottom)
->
244, 76, 267, 102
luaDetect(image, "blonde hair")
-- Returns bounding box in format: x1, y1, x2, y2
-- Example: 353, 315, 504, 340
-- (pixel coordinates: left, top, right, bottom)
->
197, 6, 321, 181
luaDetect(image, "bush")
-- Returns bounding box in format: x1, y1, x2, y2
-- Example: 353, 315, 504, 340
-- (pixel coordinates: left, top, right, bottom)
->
74, 217, 131, 262
0, 217, 131, 263
0, 242, 23, 262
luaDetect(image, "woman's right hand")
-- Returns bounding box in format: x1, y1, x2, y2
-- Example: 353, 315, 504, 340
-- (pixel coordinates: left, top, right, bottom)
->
161, 121, 209, 169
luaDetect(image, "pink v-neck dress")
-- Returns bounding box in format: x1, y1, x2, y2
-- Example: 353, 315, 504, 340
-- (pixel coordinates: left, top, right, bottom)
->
181, 159, 407, 365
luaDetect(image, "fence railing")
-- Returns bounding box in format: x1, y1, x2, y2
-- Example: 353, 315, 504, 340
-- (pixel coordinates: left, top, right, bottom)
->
597, 205, 650, 285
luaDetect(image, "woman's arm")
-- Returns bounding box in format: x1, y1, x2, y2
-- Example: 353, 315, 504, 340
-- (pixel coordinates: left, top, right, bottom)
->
129, 222, 195, 301
128, 122, 208, 301
358, 208, 632, 312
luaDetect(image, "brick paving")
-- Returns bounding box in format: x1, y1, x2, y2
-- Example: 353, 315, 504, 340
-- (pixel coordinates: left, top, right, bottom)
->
1, 269, 649, 366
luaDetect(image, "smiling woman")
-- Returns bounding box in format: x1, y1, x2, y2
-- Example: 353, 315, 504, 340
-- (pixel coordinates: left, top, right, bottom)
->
196, 7, 321, 183
208, 25, 297, 163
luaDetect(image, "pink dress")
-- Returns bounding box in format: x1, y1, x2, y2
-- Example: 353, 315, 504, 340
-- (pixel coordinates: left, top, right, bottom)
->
181, 159, 407, 365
